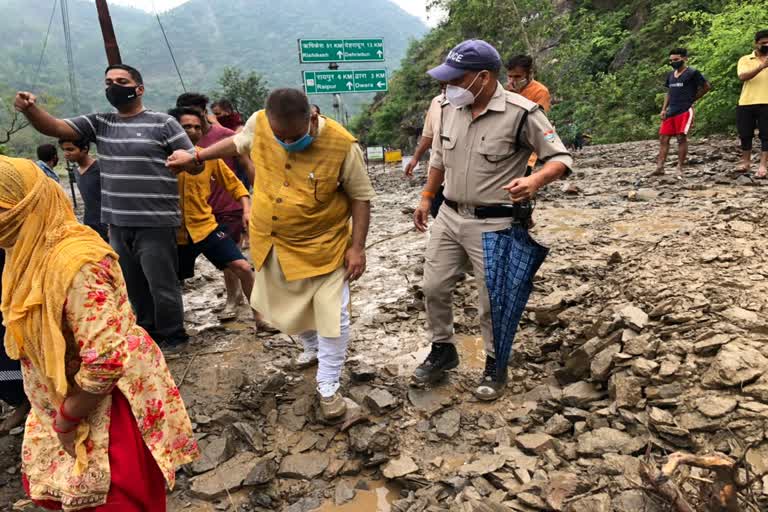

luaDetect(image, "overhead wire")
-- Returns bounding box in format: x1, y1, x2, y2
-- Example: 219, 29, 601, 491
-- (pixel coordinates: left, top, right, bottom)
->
8, 0, 59, 133
152, 0, 187, 92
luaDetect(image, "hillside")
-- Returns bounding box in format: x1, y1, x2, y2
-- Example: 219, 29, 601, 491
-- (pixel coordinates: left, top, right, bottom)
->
0, 0, 427, 117
353, 0, 768, 148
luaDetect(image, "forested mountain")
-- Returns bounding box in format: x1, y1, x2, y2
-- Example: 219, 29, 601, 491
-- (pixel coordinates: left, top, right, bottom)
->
354, 0, 768, 148
0, 0, 426, 153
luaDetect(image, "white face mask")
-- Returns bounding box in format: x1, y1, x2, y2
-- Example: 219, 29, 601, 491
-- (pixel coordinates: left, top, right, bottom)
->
445, 72, 484, 108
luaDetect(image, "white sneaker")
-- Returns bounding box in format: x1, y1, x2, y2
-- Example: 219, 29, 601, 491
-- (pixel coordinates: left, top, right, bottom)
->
293, 351, 318, 370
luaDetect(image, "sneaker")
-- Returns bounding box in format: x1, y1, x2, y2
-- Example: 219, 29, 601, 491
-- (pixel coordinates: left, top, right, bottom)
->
472, 355, 508, 401
318, 391, 347, 421
293, 351, 318, 370
411, 343, 459, 385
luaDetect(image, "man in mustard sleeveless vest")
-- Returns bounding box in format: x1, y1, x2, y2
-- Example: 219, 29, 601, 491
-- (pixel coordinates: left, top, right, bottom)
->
167, 89, 375, 421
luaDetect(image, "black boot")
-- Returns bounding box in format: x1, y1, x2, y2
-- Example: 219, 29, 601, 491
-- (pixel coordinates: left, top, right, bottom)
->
473, 355, 508, 401
411, 343, 459, 385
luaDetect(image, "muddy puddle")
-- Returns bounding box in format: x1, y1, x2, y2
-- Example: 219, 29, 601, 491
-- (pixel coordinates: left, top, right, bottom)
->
312, 480, 400, 512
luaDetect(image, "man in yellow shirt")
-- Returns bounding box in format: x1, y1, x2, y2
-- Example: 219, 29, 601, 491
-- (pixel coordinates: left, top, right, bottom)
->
168, 108, 255, 316
166, 90, 375, 422
737, 29, 768, 178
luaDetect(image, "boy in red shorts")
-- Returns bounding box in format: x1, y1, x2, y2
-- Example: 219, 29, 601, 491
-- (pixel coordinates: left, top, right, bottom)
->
653, 48, 711, 176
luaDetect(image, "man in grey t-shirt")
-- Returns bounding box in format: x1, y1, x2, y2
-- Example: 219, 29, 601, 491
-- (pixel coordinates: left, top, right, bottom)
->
15, 64, 202, 348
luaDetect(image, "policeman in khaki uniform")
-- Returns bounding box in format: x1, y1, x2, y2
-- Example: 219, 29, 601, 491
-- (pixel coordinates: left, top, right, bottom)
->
412, 40, 573, 401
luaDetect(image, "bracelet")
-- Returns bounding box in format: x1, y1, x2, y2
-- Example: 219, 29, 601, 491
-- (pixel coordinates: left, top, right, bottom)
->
52, 421, 78, 434
58, 402, 84, 424
421, 191, 435, 199
194, 148, 203, 165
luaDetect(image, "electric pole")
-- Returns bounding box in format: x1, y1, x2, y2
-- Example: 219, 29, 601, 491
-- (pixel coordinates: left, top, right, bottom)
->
95, 0, 122, 65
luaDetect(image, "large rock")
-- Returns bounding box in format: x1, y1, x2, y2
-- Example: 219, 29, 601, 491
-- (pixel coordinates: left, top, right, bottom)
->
544, 472, 582, 510
458, 454, 507, 477
693, 334, 730, 356
577, 428, 639, 456
243, 457, 278, 486
277, 452, 330, 480
382, 455, 419, 479
434, 409, 461, 439
609, 372, 643, 409
545, 414, 573, 436
564, 336, 617, 380
695, 396, 738, 418
516, 433, 557, 454
190, 451, 260, 499
364, 388, 397, 415
191, 435, 235, 474
562, 381, 603, 407
565, 493, 611, 512
591, 344, 621, 381
613, 490, 662, 512
334, 480, 356, 506
348, 423, 391, 453
702, 342, 768, 388
408, 388, 450, 416
619, 305, 649, 331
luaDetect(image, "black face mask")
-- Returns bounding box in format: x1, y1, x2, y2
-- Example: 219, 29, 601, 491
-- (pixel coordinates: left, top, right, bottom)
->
670, 61, 684, 70
105, 84, 138, 108
759, 45, 768, 55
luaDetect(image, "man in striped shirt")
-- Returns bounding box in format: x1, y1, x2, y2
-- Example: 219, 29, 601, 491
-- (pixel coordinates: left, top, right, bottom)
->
14, 64, 202, 348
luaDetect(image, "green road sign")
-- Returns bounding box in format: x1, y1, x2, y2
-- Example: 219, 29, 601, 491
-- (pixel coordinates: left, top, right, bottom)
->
303, 70, 388, 95
299, 38, 385, 63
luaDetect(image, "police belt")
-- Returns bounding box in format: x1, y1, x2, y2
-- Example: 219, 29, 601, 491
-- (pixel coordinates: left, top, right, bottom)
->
444, 199, 533, 220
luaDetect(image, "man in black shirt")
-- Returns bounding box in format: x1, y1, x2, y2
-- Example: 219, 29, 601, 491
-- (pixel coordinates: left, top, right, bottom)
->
653, 48, 711, 176
60, 138, 109, 242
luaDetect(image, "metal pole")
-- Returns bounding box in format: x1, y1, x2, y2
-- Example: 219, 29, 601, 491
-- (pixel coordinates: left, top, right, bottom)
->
95, 0, 122, 65
66, 162, 78, 210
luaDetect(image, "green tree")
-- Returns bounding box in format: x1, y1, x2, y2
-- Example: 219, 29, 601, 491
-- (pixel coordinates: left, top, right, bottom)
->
680, 2, 768, 134
211, 67, 269, 119
0, 87, 62, 156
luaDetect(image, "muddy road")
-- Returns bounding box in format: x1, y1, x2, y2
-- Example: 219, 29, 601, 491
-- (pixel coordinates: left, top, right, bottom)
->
3, 136, 768, 512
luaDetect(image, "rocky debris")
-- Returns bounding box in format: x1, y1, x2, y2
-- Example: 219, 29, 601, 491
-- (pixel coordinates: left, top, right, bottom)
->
609, 372, 643, 409
565, 493, 612, 512
349, 360, 377, 382
190, 452, 260, 499
618, 304, 649, 331
577, 428, 641, 456
695, 396, 738, 418
544, 414, 573, 436
516, 433, 557, 454
348, 423, 392, 453
693, 334, 730, 355
702, 341, 768, 388
191, 435, 235, 474
382, 455, 419, 479
458, 454, 507, 477
3, 142, 765, 512
627, 188, 659, 202
434, 409, 461, 439
243, 457, 278, 486
408, 387, 451, 416
277, 452, 330, 480
364, 388, 398, 415
561, 381, 603, 407
334, 480, 356, 506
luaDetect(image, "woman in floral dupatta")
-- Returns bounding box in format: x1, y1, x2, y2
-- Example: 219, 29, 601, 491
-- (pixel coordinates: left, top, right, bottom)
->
0, 156, 198, 511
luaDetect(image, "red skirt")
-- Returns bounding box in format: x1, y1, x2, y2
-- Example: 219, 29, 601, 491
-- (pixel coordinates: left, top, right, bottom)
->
24, 389, 167, 511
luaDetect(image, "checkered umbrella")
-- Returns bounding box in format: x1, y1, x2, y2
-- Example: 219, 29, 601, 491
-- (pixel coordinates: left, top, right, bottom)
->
482, 225, 549, 377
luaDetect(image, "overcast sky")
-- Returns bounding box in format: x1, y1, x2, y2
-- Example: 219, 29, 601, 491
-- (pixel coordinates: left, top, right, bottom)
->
109, 0, 438, 26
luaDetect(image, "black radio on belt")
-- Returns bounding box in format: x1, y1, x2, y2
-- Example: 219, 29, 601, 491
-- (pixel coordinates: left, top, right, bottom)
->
444, 199, 533, 220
